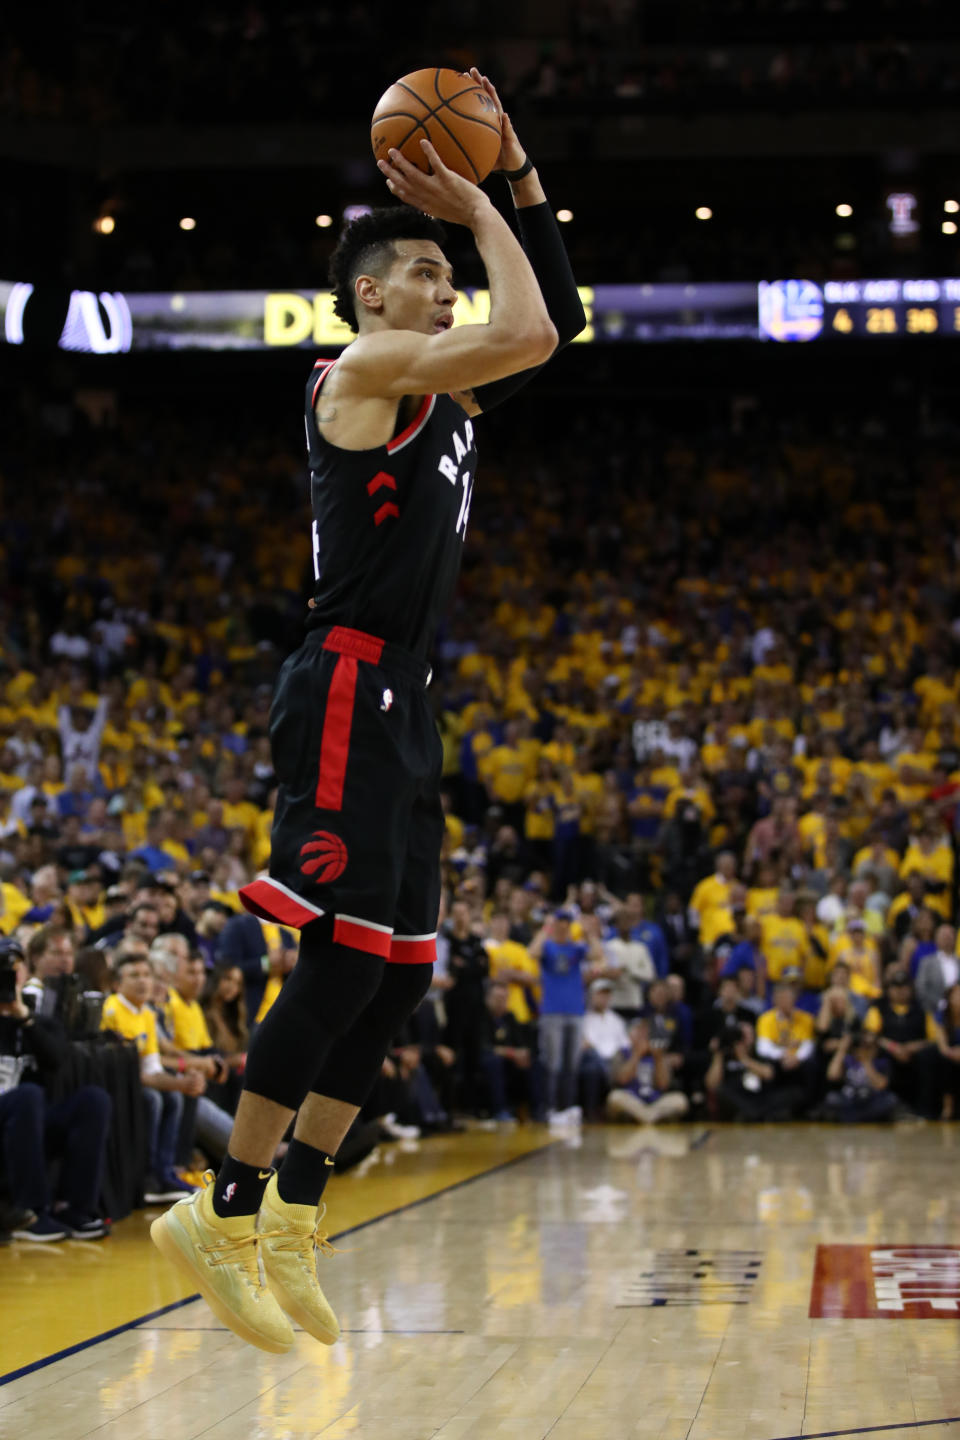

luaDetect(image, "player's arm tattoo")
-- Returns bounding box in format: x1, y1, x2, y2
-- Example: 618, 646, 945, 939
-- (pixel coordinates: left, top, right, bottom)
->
316, 405, 338, 423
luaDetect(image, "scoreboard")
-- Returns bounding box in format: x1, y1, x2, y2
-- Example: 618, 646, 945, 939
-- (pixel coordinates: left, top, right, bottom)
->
822, 279, 959, 338
4, 274, 960, 352
758, 278, 960, 342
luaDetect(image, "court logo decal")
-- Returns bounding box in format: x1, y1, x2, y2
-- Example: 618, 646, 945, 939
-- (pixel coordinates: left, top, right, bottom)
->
810, 1245, 960, 1318
616, 1249, 763, 1307
299, 830, 349, 883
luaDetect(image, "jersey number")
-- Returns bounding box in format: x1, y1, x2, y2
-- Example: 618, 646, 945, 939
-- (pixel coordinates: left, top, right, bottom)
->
456, 471, 474, 539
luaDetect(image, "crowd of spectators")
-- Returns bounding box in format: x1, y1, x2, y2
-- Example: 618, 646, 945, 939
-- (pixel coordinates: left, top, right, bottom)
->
2, 387, 960, 1241
4, 3, 959, 128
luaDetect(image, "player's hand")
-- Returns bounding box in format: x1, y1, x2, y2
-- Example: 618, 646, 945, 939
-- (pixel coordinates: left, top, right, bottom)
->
377, 142, 492, 227
467, 68, 526, 174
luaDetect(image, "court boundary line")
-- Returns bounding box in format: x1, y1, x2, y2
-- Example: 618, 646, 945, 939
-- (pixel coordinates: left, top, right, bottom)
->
768, 1417, 960, 1439
0, 1137, 557, 1389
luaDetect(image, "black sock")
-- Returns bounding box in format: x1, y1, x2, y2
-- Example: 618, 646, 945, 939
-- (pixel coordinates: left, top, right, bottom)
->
276, 1138, 335, 1207
211, 1154, 272, 1218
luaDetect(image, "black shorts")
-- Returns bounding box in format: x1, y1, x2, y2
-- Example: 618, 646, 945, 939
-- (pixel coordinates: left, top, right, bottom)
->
240, 625, 443, 964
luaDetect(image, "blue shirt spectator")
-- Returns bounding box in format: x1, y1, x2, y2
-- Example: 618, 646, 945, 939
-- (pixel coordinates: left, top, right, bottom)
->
539, 938, 589, 1016
615, 1045, 661, 1102
57, 788, 96, 820
627, 782, 666, 842
722, 938, 763, 980
130, 843, 174, 874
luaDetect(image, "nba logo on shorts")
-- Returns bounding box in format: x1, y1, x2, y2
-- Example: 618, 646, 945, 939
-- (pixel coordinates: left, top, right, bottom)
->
299, 830, 349, 882
380, 688, 394, 712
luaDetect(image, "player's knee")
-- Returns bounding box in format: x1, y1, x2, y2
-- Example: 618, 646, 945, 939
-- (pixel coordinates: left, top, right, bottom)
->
275, 927, 386, 1030
374, 962, 434, 1029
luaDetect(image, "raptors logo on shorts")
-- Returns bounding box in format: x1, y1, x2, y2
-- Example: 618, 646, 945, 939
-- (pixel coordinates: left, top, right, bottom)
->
299, 830, 349, 883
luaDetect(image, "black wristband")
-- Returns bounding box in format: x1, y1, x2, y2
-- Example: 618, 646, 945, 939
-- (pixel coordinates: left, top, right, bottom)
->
502, 155, 534, 181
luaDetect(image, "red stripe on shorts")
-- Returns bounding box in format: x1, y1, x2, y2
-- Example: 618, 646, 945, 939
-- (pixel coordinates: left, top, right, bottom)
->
389, 936, 438, 964
322, 626, 385, 666
315, 654, 358, 811
240, 877, 322, 931
333, 916, 393, 958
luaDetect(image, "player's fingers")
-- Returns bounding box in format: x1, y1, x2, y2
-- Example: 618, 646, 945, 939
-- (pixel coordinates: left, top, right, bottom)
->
419, 138, 448, 173
387, 146, 422, 176
481, 73, 502, 108
377, 158, 407, 187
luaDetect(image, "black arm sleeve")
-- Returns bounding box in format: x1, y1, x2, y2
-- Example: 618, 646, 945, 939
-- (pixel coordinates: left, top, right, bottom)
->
469, 200, 586, 413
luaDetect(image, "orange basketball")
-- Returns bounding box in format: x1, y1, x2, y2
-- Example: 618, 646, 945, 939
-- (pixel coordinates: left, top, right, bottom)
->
371, 68, 502, 185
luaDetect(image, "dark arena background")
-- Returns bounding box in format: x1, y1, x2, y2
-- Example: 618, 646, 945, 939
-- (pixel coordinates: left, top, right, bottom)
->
2, 4, 960, 1438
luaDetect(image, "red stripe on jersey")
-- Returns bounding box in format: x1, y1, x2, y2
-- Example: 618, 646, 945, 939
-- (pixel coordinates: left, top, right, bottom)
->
366, 471, 397, 496
333, 916, 393, 958
322, 626, 385, 665
388, 935, 438, 964
386, 393, 436, 454
373, 501, 400, 527
315, 653, 358, 811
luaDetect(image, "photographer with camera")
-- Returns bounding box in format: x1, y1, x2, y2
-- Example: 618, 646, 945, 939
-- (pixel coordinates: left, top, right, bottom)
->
822, 1027, 897, 1122
0, 937, 112, 1240
704, 975, 783, 1121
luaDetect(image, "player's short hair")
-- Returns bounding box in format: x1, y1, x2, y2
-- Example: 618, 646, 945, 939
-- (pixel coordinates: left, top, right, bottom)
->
329, 205, 448, 333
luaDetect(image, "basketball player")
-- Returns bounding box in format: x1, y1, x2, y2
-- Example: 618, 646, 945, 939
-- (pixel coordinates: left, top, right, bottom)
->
151, 71, 585, 1353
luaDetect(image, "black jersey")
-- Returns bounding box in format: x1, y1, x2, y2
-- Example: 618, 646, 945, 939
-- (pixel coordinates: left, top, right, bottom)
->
303, 358, 478, 661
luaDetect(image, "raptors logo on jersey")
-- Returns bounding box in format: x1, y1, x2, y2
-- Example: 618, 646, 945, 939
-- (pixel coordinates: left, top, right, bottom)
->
299, 830, 349, 883
303, 360, 479, 662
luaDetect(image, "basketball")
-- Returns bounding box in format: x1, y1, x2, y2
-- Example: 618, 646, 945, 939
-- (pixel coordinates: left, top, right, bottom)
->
371, 68, 502, 184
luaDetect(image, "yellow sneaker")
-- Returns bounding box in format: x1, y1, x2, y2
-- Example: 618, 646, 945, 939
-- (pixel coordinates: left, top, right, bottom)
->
258, 1174, 341, 1345
150, 1174, 295, 1354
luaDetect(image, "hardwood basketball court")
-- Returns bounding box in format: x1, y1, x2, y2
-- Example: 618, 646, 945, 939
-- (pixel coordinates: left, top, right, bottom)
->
2, 1124, 959, 1440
